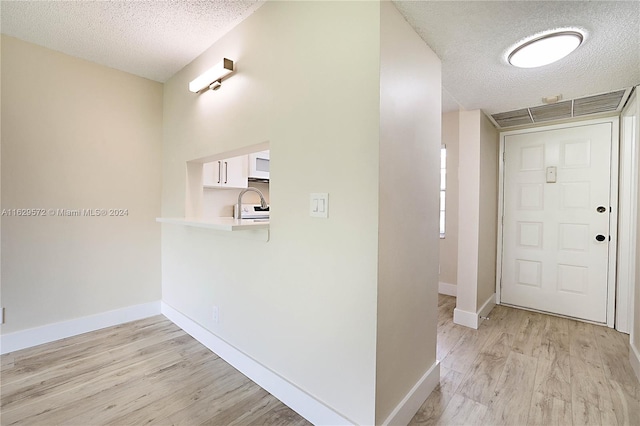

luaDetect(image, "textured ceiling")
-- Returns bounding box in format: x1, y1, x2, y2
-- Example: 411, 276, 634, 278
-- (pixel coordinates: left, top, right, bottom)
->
393, 0, 640, 114
1, 1, 638, 115
0, 0, 263, 82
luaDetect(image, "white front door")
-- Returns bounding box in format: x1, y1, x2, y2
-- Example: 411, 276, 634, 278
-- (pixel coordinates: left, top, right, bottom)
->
501, 122, 614, 323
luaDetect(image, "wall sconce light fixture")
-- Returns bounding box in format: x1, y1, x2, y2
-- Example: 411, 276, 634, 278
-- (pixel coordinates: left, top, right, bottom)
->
189, 58, 234, 93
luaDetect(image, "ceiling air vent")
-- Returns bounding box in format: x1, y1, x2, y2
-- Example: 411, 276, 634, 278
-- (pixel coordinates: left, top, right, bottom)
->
573, 90, 626, 116
491, 109, 533, 128
490, 87, 632, 129
530, 101, 573, 123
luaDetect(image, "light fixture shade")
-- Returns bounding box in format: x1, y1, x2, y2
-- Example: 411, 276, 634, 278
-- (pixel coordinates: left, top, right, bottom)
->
189, 58, 234, 93
508, 31, 583, 68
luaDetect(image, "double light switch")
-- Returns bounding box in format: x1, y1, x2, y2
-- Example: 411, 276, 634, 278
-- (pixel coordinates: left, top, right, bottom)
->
310, 193, 329, 218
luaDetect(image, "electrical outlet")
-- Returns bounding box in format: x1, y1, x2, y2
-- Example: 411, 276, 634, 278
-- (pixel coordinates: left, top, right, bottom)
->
212, 306, 219, 324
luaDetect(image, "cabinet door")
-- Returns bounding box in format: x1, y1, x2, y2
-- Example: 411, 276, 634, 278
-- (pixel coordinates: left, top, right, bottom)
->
203, 161, 222, 187
203, 156, 248, 189
222, 155, 248, 188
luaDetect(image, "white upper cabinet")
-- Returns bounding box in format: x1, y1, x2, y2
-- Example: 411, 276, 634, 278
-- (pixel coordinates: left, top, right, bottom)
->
203, 155, 248, 189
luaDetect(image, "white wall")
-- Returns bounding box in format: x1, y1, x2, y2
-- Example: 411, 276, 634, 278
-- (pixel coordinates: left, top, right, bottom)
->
455, 110, 499, 327
456, 110, 482, 316
630, 88, 640, 379
1, 36, 163, 334
161, 2, 443, 422
635, 148, 640, 376
439, 111, 460, 289
376, 1, 441, 423
477, 113, 499, 307
1, 33, 3, 328
0, 2, 443, 420
160, 2, 381, 423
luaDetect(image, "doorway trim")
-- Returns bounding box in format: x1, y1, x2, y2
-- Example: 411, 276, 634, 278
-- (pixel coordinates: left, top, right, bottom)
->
496, 116, 620, 327
617, 89, 639, 333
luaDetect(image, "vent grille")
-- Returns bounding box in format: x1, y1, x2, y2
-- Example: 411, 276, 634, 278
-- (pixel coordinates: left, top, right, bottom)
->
530, 101, 573, 123
491, 88, 631, 128
492, 109, 532, 128
574, 90, 626, 116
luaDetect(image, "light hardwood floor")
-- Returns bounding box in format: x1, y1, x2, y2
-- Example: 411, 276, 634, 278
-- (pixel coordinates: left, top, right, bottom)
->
3, 299, 639, 425
410, 295, 640, 426
0, 316, 310, 425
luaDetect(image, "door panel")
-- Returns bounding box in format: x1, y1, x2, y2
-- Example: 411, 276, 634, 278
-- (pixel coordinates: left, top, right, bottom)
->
501, 122, 612, 323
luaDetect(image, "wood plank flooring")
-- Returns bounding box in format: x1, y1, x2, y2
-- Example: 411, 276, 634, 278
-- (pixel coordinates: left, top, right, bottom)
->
0, 316, 310, 426
410, 295, 640, 426
3, 298, 639, 425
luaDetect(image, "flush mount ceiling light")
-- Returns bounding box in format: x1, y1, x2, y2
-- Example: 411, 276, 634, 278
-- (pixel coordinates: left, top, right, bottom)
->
508, 30, 584, 68
189, 58, 234, 93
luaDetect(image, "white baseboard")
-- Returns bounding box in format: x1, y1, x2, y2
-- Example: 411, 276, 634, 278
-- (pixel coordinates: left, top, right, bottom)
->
478, 293, 496, 326
630, 341, 640, 383
382, 361, 440, 426
438, 282, 457, 297
453, 308, 478, 329
0, 301, 161, 355
161, 302, 353, 426
453, 293, 496, 330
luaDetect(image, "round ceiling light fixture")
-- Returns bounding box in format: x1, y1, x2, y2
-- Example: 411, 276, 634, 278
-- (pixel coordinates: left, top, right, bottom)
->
508, 30, 584, 68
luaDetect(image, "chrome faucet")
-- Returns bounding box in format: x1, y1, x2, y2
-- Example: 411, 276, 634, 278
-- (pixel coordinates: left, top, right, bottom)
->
237, 187, 268, 219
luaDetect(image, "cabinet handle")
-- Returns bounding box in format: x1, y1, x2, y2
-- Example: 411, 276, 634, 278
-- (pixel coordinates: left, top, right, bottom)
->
224, 161, 228, 184
217, 161, 222, 184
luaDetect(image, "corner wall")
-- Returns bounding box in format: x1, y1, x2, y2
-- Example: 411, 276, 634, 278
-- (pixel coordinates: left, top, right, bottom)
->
160, 2, 381, 423
456, 111, 482, 321
376, 2, 441, 423
455, 110, 499, 328
1, 36, 163, 336
477, 113, 499, 307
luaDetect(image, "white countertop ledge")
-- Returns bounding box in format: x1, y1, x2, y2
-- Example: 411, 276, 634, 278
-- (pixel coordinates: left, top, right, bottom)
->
156, 217, 269, 231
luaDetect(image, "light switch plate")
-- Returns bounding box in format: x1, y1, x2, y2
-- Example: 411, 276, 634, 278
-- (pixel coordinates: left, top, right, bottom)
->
310, 193, 329, 218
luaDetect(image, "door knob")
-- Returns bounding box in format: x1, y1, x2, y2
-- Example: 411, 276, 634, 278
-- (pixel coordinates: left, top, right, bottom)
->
597, 206, 607, 213
595, 234, 606, 242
